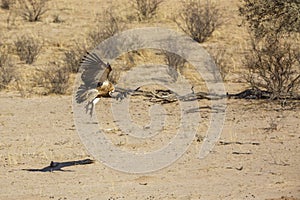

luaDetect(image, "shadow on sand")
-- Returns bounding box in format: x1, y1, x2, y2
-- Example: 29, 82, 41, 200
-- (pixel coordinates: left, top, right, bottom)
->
22, 159, 94, 172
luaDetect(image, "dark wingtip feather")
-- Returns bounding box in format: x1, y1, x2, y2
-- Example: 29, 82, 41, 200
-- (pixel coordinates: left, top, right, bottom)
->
80, 51, 103, 69
75, 85, 88, 103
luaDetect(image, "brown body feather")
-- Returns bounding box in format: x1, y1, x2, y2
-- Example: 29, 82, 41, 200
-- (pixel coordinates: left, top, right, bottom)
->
96, 80, 115, 98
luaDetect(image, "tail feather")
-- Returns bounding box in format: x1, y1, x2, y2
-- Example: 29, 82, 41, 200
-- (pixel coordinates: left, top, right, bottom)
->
78, 89, 99, 103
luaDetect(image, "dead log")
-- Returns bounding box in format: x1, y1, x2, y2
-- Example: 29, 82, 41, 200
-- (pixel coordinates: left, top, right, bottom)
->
114, 87, 300, 103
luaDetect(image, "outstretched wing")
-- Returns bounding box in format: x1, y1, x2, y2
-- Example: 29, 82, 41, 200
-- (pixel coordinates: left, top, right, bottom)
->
76, 52, 110, 103
99, 63, 112, 83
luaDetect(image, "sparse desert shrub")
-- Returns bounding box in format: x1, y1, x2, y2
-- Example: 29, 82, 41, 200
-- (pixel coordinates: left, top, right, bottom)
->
244, 34, 300, 99
205, 47, 230, 81
88, 9, 124, 47
240, 0, 300, 99
175, 0, 223, 43
164, 51, 186, 69
14, 34, 42, 64
0, 49, 15, 89
1, 0, 15, 9
63, 42, 88, 73
36, 64, 70, 95
239, 0, 300, 39
130, 0, 164, 21
17, 0, 49, 22
15, 75, 30, 97
164, 51, 186, 82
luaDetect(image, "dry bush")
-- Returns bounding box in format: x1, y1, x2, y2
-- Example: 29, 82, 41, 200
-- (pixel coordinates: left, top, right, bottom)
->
130, 0, 164, 21
164, 51, 186, 69
36, 64, 70, 95
239, 0, 300, 39
205, 47, 230, 81
164, 51, 186, 82
17, 0, 49, 22
63, 42, 88, 73
161, 37, 187, 81
14, 35, 42, 64
245, 34, 300, 99
88, 9, 125, 48
1, 0, 15, 9
15, 76, 30, 97
0, 48, 15, 89
175, 0, 223, 43
240, 0, 300, 99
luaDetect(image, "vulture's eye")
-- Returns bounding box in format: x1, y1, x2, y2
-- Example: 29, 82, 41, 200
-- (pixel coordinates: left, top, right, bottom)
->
97, 82, 103, 87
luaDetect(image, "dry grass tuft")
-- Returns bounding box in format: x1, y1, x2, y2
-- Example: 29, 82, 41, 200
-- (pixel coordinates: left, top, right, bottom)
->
163, 51, 186, 81
14, 34, 42, 64
0, 47, 15, 89
205, 47, 231, 81
88, 9, 125, 48
16, 0, 49, 22
52, 14, 64, 23
130, 0, 164, 21
35, 64, 70, 95
63, 42, 88, 73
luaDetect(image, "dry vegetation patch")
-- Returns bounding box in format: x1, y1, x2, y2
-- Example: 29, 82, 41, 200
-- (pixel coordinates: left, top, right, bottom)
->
88, 8, 125, 48
35, 64, 70, 95
16, 0, 50, 22
130, 0, 164, 21
239, 0, 300, 99
0, 0, 299, 101
0, 46, 15, 89
0, 0, 15, 10
174, 0, 223, 43
14, 34, 42, 64
244, 34, 300, 99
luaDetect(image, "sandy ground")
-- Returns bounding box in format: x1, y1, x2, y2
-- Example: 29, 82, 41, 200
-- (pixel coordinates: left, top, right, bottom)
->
0, 91, 299, 200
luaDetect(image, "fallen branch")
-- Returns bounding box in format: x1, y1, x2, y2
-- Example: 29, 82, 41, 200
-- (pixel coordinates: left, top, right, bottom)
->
232, 151, 252, 155
227, 88, 300, 100
219, 141, 260, 146
114, 87, 300, 104
130, 89, 224, 104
